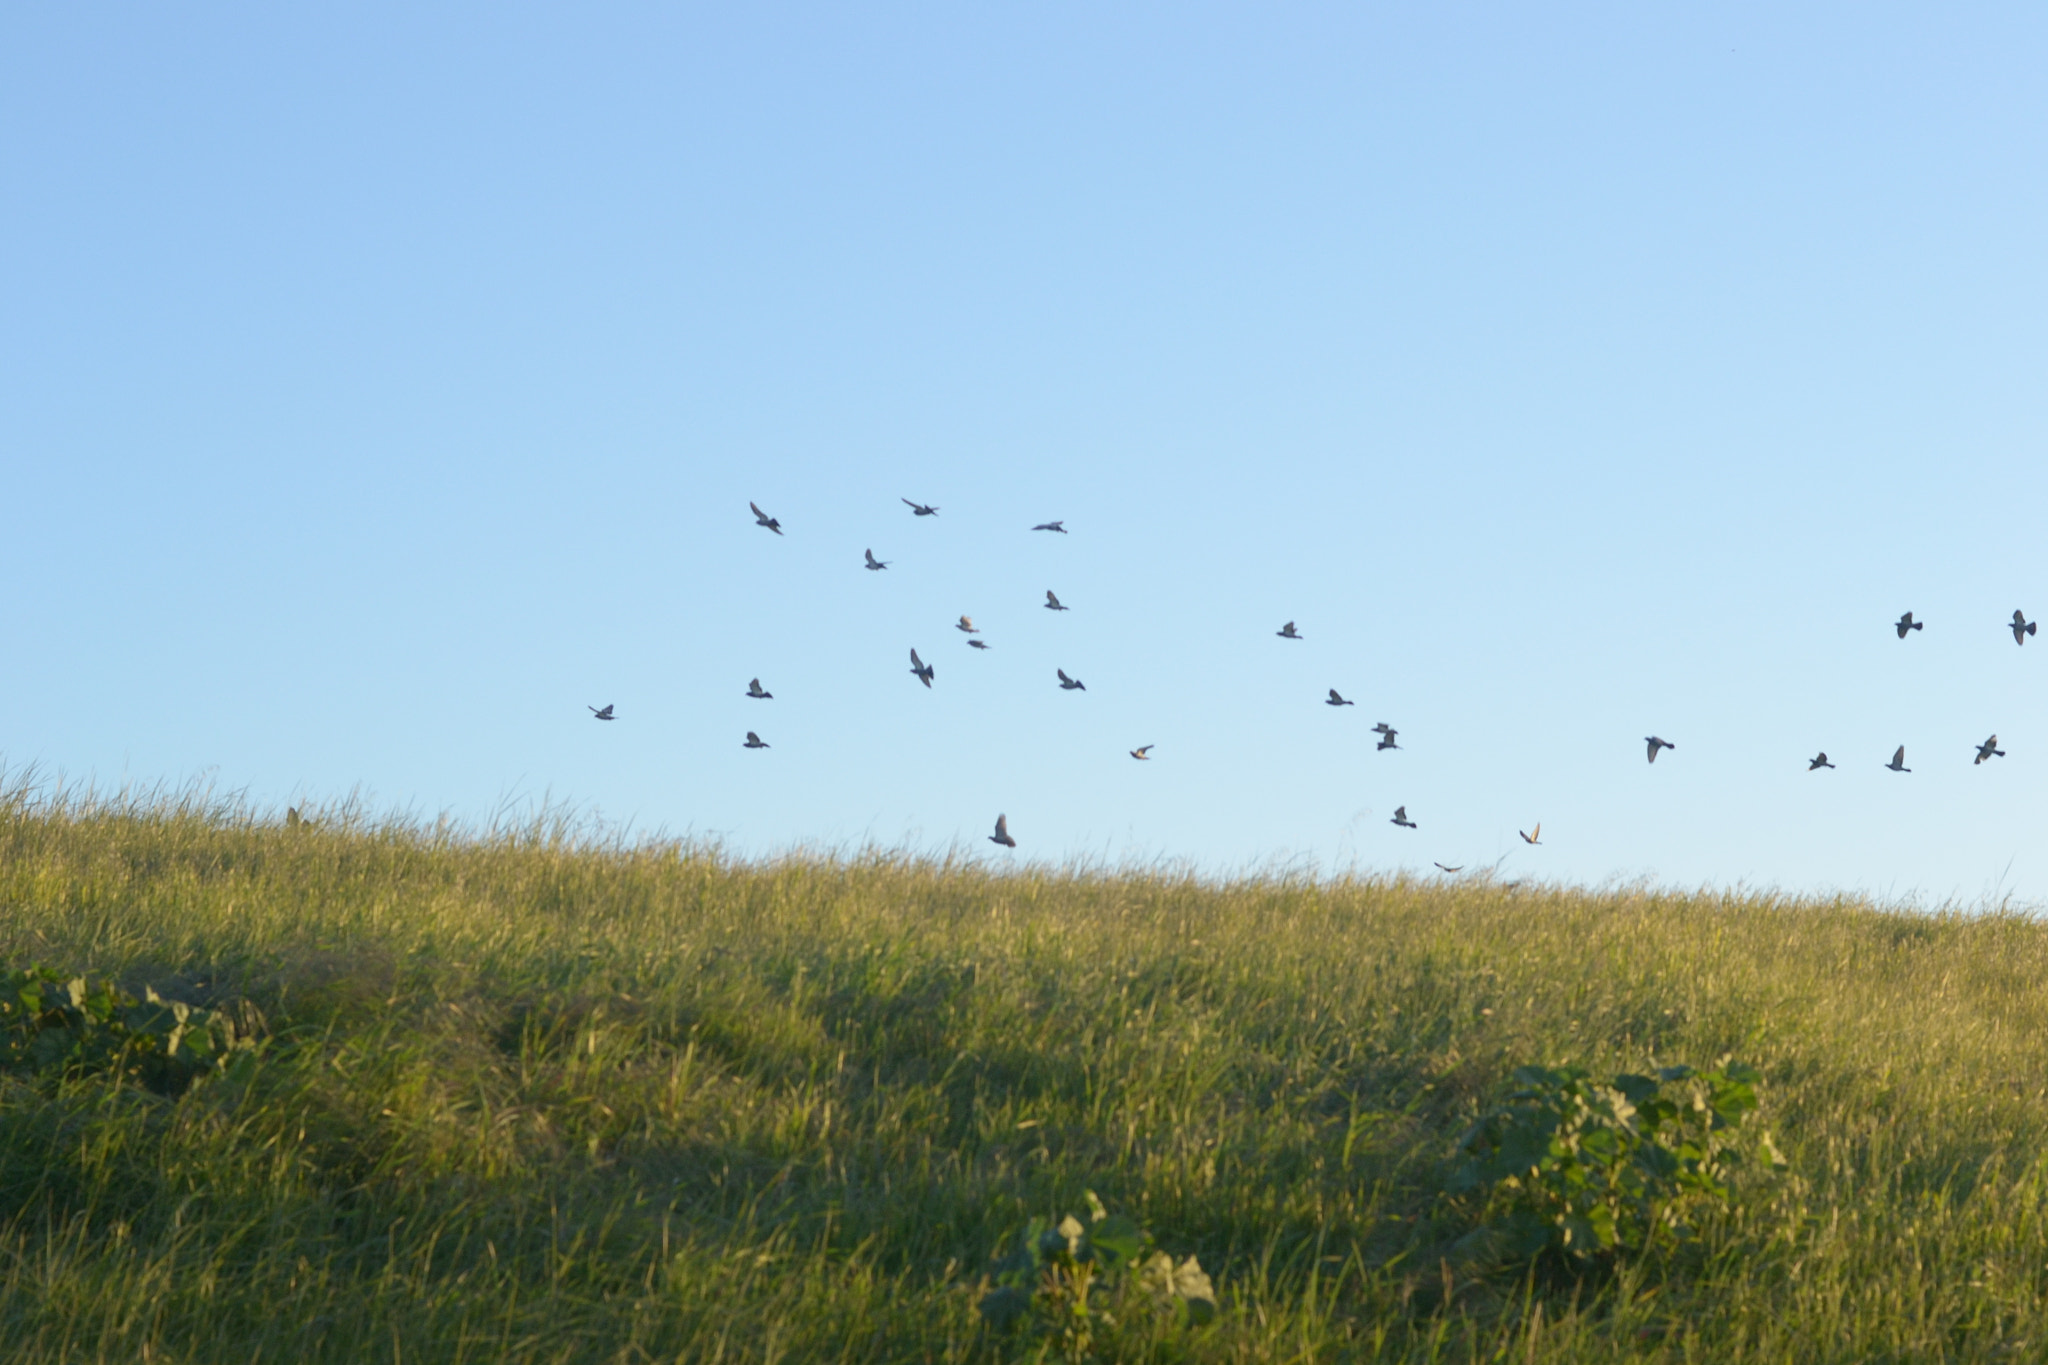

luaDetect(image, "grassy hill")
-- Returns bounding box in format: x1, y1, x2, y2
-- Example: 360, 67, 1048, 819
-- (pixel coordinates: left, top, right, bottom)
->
4, 787, 2048, 1362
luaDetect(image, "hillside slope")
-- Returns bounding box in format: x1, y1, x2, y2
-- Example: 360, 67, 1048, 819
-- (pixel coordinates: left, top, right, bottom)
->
3, 791, 2047, 1362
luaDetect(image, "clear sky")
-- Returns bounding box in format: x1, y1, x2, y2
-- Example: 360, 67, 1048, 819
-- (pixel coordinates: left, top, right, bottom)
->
4, 4, 2045, 902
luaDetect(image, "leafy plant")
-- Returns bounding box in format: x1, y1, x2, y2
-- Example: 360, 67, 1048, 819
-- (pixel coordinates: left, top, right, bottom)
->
0, 964, 263, 1094
978, 1190, 1216, 1360
1449, 1061, 1785, 1266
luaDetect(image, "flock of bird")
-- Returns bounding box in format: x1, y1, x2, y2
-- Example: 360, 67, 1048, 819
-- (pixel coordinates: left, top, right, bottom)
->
574, 501, 2037, 862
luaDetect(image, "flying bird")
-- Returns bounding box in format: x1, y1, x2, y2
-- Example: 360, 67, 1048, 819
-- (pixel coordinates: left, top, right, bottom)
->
1807, 752, 1834, 770
1886, 745, 1910, 773
2013, 611, 2037, 645
589, 704, 615, 721
749, 502, 782, 535
1032, 521, 1066, 533
909, 649, 934, 687
864, 549, 890, 570
1044, 591, 1068, 611
1376, 728, 1400, 751
902, 499, 939, 516
988, 814, 1017, 848
968, 639, 990, 650
1519, 824, 1541, 845
1130, 745, 1153, 760
746, 678, 772, 699
1895, 611, 1922, 638
1646, 736, 1675, 763
1326, 689, 1355, 707
1276, 621, 1301, 639
743, 732, 769, 749
1390, 806, 1417, 829
1976, 734, 2007, 764
1057, 668, 1086, 691
956, 616, 979, 634
1434, 862, 1463, 873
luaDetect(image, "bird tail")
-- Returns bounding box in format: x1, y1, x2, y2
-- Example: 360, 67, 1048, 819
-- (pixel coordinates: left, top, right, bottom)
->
1912, 621, 1924, 630
2030, 623, 2039, 636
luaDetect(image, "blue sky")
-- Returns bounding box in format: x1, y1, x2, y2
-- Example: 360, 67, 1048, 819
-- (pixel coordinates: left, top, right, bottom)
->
4, 4, 2045, 901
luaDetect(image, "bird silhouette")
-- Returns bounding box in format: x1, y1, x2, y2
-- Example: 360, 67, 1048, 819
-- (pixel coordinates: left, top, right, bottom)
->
1975, 734, 2006, 764
902, 498, 939, 516
1807, 752, 1834, 770
746, 679, 772, 699
1032, 521, 1066, 533
1326, 689, 1355, 707
956, 616, 979, 634
864, 549, 890, 570
1374, 724, 1400, 751
1895, 611, 1922, 638
1276, 621, 1301, 639
968, 639, 990, 650
743, 731, 769, 749
1390, 806, 1417, 829
1045, 591, 1068, 611
1646, 736, 1674, 763
1434, 862, 1463, 872
1057, 668, 1086, 691
750, 502, 782, 535
286, 807, 306, 830
2013, 611, 2037, 645
589, 704, 615, 721
1886, 745, 1910, 773
988, 814, 1017, 847
1519, 824, 1541, 844
1130, 745, 1154, 760
909, 649, 934, 688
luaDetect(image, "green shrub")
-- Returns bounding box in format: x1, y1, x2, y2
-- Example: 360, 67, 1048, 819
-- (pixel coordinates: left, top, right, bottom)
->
978, 1190, 1216, 1360
1448, 1062, 1785, 1266
0, 964, 262, 1095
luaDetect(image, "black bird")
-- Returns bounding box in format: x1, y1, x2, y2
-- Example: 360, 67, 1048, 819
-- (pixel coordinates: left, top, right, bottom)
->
750, 502, 782, 535
1975, 734, 2006, 764
1130, 745, 1154, 760
1646, 736, 1674, 763
1895, 611, 1923, 638
1375, 724, 1400, 751
902, 499, 939, 516
589, 704, 615, 721
1434, 862, 1463, 872
1520, 824, 1542, 844
968, 639, 990, 650
864, 549, 890, 570
1807, 752, 1834, 770
909, 649, 934, 688
746, 678, 772, 699
1032, 520, 1066, 533
1326, 689, 1355, 707
988, 814, 1017, 848
1277, 621, 1301, 640
1045, 591, 1068, 611
1886, 745, 1910, 773
1390, 806, 1417, 829
2013, 611, 2037, 645
1057, 668, 1086, 691
743, 731, 769, 749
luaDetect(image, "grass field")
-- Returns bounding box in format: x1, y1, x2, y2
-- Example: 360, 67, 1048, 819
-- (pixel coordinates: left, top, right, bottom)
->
5, 783, 2048, 1362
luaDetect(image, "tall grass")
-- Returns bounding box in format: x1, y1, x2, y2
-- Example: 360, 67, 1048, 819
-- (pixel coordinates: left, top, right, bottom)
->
3, 777, 2048, 1361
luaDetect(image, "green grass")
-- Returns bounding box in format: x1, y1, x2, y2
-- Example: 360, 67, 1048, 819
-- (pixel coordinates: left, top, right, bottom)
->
5, 782, 2048, 1362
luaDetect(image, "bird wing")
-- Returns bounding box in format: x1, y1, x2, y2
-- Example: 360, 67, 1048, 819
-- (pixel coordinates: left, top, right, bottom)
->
1057, 669, 1071, 683
1893, 746, 1906, 765
1328, 689, 1341, 702
751, 502, 768, 520
994, 815, 1008, 838
903, 498, 917, 509
910, 649, 924, 668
